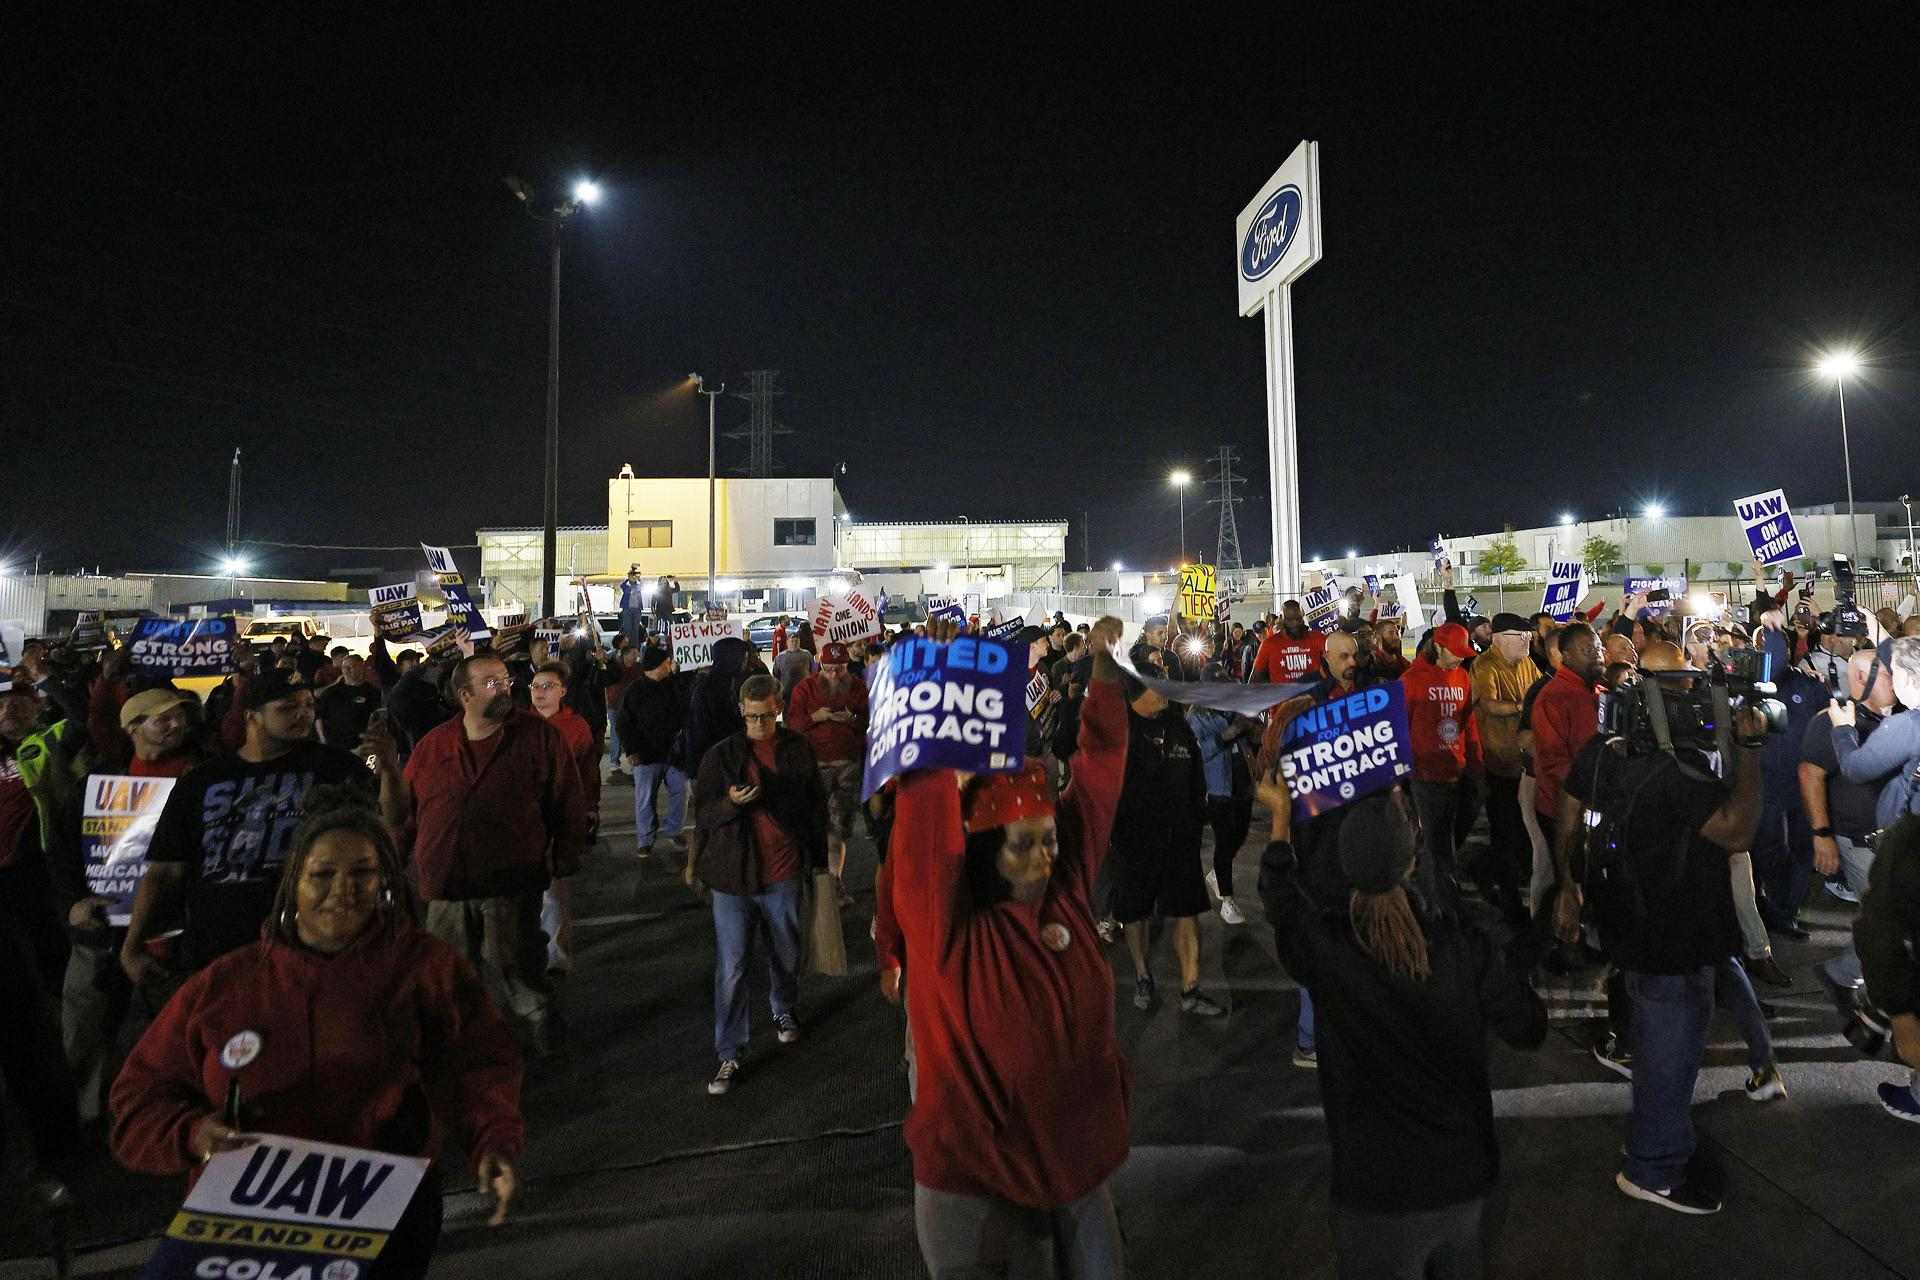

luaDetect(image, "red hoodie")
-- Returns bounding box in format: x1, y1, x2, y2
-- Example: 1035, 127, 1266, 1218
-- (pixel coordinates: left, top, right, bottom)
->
1530, 665, 1600, 819
890, 679, 1128, 1208
110, 924, 523, 1180
1401, 656, 1478, 782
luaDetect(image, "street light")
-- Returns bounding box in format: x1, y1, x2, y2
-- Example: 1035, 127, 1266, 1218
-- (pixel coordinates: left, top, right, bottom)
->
692, 373, 725, 601
1901, 493, 1915, 572
220, 555, 250, 599
1559, 512, 1575, 527
1817, 350, 1862, 570
1169, 469, 1193, 564
507, 173, 602, 619
1111, 560, 1124, 573
1643, 503, 1665, 521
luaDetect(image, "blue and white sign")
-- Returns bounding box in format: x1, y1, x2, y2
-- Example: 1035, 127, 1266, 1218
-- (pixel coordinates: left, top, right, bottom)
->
1239, 186, 1303, 284
986, 615, 1025, 642
421, 544, 489, 641
1734, 489, 1804, 567
1542, 559, 1585, 621
925, 595, 966, 626
1624, 574, 1688, 616
1363, 574, 1381, 596
1276, 683, 1413, 820
1302, 583, 1340, 634
1462, 595, 1482, 617
82, 775, 175, 926
126, 617, 238, 677
862, 635, 1027, 801
1430, 537, 1450, 573
1235, 141, 1323, 316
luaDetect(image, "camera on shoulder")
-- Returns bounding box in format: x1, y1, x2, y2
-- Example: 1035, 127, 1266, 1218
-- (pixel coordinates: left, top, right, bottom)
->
1600, 646, 1788, 757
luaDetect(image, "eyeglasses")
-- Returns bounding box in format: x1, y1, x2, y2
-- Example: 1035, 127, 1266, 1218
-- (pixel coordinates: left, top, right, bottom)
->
471, 677, 514, 692
530, 681, 566, 693
742, 712, 778, 723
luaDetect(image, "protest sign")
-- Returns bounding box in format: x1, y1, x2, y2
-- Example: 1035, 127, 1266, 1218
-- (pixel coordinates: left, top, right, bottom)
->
863, 635, 1027, 800
495, 611, 527, 629
1541, 558, 1584, 621
368, 583, 425, 642
1177, 563, 1218, 620
70, 610, 107, 649
420, 544, 489, 641
986, 615, 1026, 642
1430, 537, 1450, 573
925, 594, 966, 625
1734, 489, 1804, 567
489, 622, 533, 659
533, 626, 564, 649
812, 590, 884, 646
1624, 574, 1688, 616
126, 618, 239, 678
140, 1133, 429, 1279
1363, 574, 1381, 597
1302, 583, 1340, 634
1462, 595, 1481, 617
1025, 667, 1050, 712
1377, 574, 1425, 630
1275, 682, 1413, 820
672, 617, 746, 671
81, 775, 175, 926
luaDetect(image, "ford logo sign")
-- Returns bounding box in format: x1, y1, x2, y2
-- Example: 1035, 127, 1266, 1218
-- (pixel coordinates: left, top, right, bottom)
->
1240, 186, 1302, 283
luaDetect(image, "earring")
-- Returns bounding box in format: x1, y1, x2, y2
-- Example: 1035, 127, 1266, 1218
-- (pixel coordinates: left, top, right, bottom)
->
379, 886, 396, 910
280, 906, 298, 933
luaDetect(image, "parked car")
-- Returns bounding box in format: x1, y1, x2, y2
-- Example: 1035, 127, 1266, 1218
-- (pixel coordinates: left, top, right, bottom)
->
745, 613, 797, 650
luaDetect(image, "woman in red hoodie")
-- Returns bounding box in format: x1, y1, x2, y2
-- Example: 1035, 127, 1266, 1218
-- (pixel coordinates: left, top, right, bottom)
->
110, 786, 524, 1277
889, 616, 1131, 1277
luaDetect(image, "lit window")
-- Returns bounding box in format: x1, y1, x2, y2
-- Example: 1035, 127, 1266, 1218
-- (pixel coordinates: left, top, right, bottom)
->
627, 520, 672, 549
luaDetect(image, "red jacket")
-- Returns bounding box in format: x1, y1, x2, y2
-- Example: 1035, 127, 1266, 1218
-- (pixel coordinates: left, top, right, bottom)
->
890, 679, 1129, 1208
545, 704, 601, 822
404, 709, 592, 901
786, 672, 869, 763
1251, 628, 1326, 684
110, 925, 523, 1179
1401, 657, 1478, 782
1531, 665, 1600, 819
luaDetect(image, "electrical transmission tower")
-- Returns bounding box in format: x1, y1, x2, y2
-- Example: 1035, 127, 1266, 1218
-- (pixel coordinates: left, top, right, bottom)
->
724, 370, 791, 476
1208, 445, 1248, 589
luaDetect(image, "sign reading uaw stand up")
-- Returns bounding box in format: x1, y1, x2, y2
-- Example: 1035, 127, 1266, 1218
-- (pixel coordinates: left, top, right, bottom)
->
1237, 140, 1323, 608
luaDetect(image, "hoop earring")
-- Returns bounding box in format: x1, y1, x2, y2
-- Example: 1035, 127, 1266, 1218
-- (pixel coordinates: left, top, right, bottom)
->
379, 886, 396, 910
279, 906, 298, 934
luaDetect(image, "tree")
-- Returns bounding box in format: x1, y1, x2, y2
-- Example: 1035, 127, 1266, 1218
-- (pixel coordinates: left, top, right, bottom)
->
1480, 524, 1528, 575
1643, 563, 1665, 577
1582, 536, 1624, 577
1726, 561, 1745, 578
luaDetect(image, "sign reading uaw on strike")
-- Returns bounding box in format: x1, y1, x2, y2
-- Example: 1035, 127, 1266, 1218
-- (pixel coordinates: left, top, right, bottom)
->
138, 1133, 428, 1280
1734, 488, 1804, 567
1276, 682, 1413, 821
862, 635, 1027, 800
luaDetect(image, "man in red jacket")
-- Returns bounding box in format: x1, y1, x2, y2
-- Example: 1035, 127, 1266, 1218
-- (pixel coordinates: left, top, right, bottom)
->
370, 654, 591, 1056
1250, 600, 1327, 684
1532, 621, 1603, 905
786, 642, 868, 904
1402, 621, 1479, 908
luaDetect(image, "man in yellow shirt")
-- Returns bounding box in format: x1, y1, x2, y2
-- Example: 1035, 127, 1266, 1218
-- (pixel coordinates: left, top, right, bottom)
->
1473, 614, 1542, 927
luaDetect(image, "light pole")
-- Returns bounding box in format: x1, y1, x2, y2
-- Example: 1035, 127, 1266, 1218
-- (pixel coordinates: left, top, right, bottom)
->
1169, 469, 1193, 564
961, 515, 971, 578
507, 174, 600, 619
1817, 351, 1862, 570
692, 373, 725, 601
1901, 493, 1915, 573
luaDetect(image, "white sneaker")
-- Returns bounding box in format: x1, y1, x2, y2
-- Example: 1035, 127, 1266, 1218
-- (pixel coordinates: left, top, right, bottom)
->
1204, 870, 1221, 902
1219, 898, 1246, 926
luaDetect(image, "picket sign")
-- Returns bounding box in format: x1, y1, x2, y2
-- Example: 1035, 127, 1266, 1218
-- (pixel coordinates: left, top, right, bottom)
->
671, 618, 746, 671
126, 618, 239, 677
812, 591, 883, 646
1733, 489, 1804, 567
1542, 558, 1584, 621
420, 544, 489, 641
82, 775, 175, 926
862, 635, 1026, 800
1275, 682, 1413, 820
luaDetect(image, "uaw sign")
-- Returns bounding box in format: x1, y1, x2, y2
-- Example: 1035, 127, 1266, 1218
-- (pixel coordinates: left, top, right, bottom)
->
1734, 488, 1804, 568
127, 618, 239, 677
420, 544, 489, 641
863, 635, 1027, 800
139, 1134, 428, 1280
367, 582, 424, 642
1276, 682, 1412, 820
812, 590, 883, 646
82, 775, 175, 926
671, 617, 746, 671
925, 594, 966, 625
1542, 559, 1584, 621
1302, 582, 1340, 635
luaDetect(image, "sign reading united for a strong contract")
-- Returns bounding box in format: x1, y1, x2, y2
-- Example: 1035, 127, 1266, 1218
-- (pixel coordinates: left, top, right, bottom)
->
1276, 683, 1412, 820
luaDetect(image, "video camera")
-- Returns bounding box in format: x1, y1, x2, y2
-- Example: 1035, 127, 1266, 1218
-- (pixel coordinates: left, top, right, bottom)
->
1601, 646, 1788, 757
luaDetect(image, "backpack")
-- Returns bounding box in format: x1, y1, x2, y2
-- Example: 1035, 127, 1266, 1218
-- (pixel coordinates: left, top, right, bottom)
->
1579, 744, 1696, 945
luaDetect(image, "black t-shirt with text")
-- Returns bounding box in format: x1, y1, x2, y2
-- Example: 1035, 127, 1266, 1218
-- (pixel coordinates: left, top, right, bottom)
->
146, 740, 373, 966
1564, 736, 1738, 974
315, 681, 383, 749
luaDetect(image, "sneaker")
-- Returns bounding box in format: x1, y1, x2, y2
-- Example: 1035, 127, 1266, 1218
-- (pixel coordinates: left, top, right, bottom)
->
636, 844, 653, 860
1746, 955, 1792, 989
773, 1013, 801, 1045
1180, 988, 1225, 1017
1133, 975, 1155, 1010
1097, 918, 1119, 945
1219, 898, 1247, 926
1203, 869, 1221, 902
1614, 1171, 1722, 1215
1292, 1044, 1318, 1070
1592, 1034, 1633, 1080
708, 1059, 741, 1095
1744, 1063, 1788, 1103
1826, 880, 1861, 904
1879, 1081, 1920, 1124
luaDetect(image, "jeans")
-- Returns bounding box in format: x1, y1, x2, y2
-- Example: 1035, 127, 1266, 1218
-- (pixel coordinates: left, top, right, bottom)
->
1479, 774, 1529, 921
1621, 966, 1715, 1193
1205, 792, 1252, 898
61, 935, 132, 1124
425, 893, 552, 1026
1331, 1195, 1485, 1280
1823, 835, 1874, 987
914, 1180, 1124, 1280
633, 761, 689, 847
1729, 852, 1772, 960
1412, 780, 1464, 913
1751, 800, 1813, 925
1715, 957, 1771, 1072
1520, 775, 1554, 915
711, 878, 802, 1061
619, 605, 647, 648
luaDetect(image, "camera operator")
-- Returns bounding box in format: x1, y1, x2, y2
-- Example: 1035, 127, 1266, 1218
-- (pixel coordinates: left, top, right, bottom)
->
1551, 642, 1775, 1215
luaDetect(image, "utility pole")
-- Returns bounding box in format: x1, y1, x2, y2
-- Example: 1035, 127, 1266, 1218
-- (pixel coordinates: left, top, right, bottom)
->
694, 375, 726, 599
725, 370, 791, 477
226, 447, 242, 597
1208, 445, 1248, 591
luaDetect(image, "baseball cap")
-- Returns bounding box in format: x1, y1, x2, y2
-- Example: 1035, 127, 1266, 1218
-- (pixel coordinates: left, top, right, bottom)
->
243, 669, 311, 710
820, 642, 851, 664
640, 644, 671, 672
1433, 622, 1475, 660
1491, 612, 1530, 636
1338, 793, 1417, 894
119, 688, 190, 729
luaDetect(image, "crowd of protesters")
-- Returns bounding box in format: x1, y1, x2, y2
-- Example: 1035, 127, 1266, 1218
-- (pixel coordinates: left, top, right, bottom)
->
3, 560, 1920, 1280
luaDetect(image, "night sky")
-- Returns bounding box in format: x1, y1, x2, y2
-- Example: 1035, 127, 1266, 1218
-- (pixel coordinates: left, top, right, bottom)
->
8, 11, 1918, 582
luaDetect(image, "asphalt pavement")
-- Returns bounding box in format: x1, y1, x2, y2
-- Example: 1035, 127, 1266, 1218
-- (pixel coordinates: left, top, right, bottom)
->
5, 764, 1919, 1279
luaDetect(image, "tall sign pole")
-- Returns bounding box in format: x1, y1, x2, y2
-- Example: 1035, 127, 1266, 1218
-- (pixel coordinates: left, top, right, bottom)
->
1236, 141, 1322, 610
